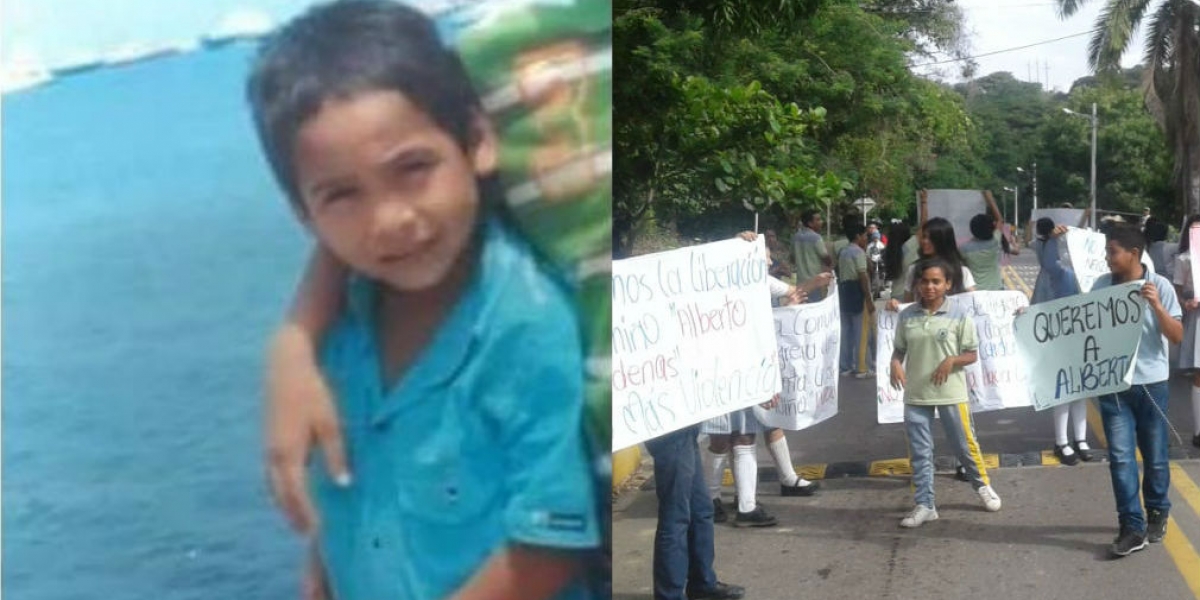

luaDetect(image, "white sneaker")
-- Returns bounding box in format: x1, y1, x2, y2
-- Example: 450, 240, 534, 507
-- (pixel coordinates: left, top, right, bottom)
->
900, 505, 938, 528
977, 485, 1001, 512
854, 371, 876, 380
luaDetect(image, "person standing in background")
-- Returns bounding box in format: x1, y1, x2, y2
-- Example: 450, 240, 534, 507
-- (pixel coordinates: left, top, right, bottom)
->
792, 209, 832, 301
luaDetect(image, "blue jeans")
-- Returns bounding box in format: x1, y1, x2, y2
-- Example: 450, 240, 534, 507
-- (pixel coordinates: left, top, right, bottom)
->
643, 425, 717, 600
1098, 382, 1172, 532
840, 310, 863, 373
904, 403, 990, 508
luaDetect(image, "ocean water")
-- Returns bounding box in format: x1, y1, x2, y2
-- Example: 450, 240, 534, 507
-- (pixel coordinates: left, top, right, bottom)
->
2, 45, 312, 599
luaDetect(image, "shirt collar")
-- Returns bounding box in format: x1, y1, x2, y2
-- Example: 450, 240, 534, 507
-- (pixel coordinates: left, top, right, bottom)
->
345, 217, 511, 423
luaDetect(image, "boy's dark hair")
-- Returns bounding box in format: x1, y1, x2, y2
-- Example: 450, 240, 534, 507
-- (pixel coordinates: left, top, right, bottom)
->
969, 213, 995, 241
1036, 217, 1055, 238
913, 257, 954, 284
246, 0, 482, 210
801, 209, 821, 228
883, 221, 911, 281
1106, 224, 1146, 256
844, 222, 866, 241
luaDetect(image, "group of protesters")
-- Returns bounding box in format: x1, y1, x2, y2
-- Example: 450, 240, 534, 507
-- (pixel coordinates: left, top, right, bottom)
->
642, 199, 1200, 600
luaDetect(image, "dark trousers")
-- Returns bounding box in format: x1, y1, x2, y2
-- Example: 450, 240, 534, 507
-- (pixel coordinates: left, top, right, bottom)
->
643, 425, 718, 600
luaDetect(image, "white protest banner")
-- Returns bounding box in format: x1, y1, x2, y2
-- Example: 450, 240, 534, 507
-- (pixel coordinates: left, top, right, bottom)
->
875, 292, 1031, 424
922, 189, 986, 245
958, 291, 1031, 412
611, 238, 781, 450
1065, 227, 1108, 293
754, 288, 840, 430
875, 306, 907, 424
1190, 226, 1200, 292
1013, 281, 1145, 411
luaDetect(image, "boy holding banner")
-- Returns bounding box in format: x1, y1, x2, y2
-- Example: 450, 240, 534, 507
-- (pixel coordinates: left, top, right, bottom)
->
1093, 226, 1183, 557
890, 258, 1002, 528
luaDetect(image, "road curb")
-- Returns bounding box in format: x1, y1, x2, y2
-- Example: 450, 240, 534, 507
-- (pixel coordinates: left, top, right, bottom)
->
639, 447, 1200, 490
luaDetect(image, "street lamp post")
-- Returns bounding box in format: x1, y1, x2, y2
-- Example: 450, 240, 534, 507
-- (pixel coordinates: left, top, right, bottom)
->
1063, 103, 1098, 228
1004, 185, 1018, 236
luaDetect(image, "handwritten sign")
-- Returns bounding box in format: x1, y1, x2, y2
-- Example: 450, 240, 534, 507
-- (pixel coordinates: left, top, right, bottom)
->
753, 288, 840, 430
1013, 281, 1145, 410
611, 238, 781, 450
1190, 226, 1200, 293
1065, 227, 1108, 293
1066, 226, 1156, 293
875, 292, 1031, 424
959, 291, 1031, 412
875, 306, 907, 424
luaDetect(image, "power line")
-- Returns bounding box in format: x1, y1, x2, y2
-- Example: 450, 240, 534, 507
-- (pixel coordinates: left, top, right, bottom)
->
911, 30, 1094, 67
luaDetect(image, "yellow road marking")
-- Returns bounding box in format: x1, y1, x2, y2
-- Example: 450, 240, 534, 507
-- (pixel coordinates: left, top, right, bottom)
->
870, 458, 913, 476
1165, 464, 1200, 598
798, 464, 827, 481
1003, 264, 1033, 297
1041, 450, 1061, 466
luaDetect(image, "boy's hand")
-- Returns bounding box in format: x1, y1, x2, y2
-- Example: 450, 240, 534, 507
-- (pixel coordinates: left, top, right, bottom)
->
865, 300, 876, 315
302, 545, 332, 600
266, 329, 351, 536
737, 231, 758, 242
759, 393, 780, 410
890, 361, 906, 390
1185, 299, 1200, 311
931, 357, 956, 386
885, 299, 901, 312
1141, 281, 1161, 310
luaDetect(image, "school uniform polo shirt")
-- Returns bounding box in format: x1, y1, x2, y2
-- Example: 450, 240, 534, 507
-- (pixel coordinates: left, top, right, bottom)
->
311, 218, 600, 600
836, 244, 867, 283
894, 297, 978, 405
792, 226, 829, 283
960, 237, 1002, 291
1092, 267, 1181, 385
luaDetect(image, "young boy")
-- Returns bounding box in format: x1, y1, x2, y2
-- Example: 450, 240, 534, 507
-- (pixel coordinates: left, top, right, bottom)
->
247, 2, 600, 598
1092, 225, 1182, 557
890, 258, 1001, 528
837, 222, 875, 378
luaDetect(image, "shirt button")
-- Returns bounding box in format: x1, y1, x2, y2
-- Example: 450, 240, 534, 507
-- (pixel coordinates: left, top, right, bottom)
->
372, 537, 382, 549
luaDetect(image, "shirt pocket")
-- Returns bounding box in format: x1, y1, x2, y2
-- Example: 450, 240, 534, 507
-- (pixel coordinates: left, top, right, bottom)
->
393, 426, 500, 525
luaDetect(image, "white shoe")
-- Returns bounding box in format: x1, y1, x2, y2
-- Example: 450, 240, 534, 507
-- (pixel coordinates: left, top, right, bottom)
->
977, 485, 1002, 512
900, 505, 938, 528
854, 371, 876, 380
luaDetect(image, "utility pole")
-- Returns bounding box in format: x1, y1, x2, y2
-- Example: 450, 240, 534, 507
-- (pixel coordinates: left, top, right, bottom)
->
1090, 102, 1098, 228
1044, 62, 1050, 90
1032, 161, 1038, 216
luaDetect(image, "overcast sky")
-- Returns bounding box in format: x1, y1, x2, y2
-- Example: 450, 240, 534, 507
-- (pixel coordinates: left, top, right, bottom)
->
915, 0, 1149, 92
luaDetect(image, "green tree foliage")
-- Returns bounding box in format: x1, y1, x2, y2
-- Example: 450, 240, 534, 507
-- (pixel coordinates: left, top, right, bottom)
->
1054, 0, 1200, 215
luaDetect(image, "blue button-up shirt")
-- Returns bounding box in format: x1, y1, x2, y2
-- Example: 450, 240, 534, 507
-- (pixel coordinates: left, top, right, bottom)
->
311, 217, 600, 600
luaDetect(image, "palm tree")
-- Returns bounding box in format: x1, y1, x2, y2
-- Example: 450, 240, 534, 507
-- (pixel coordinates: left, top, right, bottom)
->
1054, 0, 1200, 214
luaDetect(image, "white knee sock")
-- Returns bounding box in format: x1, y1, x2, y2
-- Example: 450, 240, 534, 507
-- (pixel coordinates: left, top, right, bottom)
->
732, 444, 758, 513
1052, 404, 1073, 451
702, 446, 729, 500
767, 435, 800, 487
1071, 400, 1089, 446
1192, 386, 1200, 435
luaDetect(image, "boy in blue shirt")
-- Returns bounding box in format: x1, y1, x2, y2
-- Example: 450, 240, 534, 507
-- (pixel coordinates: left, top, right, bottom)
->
1091, 225, 1182, 557
246, 2, 601, 598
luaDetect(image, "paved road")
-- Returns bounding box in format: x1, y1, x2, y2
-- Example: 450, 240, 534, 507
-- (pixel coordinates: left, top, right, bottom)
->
613, 249, 1200, 599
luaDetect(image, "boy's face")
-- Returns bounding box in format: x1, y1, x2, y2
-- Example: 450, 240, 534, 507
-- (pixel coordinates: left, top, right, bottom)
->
1105, 240, 1140, 275
917, 267, 951, 303
292, 90, 496, 291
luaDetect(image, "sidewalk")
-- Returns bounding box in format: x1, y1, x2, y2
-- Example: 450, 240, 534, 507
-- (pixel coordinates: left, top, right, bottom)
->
613, 459, 1200, 600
